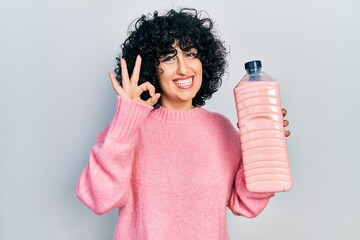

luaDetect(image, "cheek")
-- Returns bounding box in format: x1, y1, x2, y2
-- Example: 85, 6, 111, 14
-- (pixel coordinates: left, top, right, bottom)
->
195, 61, 203, 74
156, 72, 171, 92
196, 63, 203, 79
157, 73, 167, 86
157, 66, 171, 78
156, 69, 165, 84
156, 67, 163, 79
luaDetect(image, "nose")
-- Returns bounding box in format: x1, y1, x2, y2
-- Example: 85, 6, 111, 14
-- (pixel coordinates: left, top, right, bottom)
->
176, 55, 190, 75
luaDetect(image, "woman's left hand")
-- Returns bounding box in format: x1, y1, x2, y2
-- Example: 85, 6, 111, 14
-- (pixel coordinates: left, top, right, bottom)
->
282, 108, 291, 137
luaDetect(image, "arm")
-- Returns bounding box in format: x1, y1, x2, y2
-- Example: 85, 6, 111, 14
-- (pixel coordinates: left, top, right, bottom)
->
228, 161, 274, 218
228, 108, 290, 217
76, 96, 152, 215
76, 56, 160, 214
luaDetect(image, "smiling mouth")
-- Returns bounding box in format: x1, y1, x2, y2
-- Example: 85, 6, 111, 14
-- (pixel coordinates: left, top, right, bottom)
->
173, 77, 194, 89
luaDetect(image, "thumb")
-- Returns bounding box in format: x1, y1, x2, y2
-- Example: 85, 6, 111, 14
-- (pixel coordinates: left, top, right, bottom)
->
146, 93, 161, 106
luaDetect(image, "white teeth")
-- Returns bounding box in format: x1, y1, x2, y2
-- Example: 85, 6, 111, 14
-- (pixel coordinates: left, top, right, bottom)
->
173, 78, 193, 87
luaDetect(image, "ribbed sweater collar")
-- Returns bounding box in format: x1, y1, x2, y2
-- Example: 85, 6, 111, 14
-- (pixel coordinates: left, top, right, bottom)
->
150, 106, 208, 123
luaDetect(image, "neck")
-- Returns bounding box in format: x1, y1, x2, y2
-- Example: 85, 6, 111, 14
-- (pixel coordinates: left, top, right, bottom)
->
150, 104, 207, 123
160, 100, 194, 110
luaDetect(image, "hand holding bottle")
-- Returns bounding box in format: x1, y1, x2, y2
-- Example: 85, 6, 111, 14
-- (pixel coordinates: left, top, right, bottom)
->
282, 108, 290, 137
238, 107, 290, 137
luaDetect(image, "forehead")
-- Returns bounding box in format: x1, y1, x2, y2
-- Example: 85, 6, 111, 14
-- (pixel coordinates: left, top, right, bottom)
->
161, 40, 197, 55
172, 40, 196, 50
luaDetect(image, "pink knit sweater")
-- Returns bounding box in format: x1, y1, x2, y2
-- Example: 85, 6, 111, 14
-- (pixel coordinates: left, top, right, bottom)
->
76, 96, 274, 240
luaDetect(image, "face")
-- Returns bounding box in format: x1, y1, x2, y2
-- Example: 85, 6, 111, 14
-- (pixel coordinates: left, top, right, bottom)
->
157, 44, 202, 110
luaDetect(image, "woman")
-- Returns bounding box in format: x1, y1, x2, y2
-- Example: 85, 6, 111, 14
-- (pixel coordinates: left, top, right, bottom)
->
76, 8, 290, 240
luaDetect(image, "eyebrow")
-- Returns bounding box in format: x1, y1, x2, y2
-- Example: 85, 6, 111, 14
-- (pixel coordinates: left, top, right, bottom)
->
159, 47, 198, 59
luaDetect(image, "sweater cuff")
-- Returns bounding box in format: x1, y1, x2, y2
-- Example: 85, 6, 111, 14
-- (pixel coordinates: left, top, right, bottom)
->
106, 96, 153, 142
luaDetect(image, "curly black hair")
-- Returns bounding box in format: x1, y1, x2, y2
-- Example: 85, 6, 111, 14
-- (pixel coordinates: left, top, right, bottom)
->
114, 8, 227, 108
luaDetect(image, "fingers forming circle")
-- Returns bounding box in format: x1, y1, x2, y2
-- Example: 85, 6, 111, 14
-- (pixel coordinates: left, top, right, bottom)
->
138, 82, 156, 96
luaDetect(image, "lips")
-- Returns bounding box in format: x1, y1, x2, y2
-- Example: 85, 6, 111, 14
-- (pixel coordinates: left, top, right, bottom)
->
173, 77, 194, 89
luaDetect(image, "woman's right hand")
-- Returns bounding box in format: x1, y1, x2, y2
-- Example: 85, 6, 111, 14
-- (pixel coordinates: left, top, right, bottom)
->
108, 55, 161, 106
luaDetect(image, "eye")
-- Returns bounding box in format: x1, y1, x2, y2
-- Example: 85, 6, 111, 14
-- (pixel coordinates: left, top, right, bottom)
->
161, 56, 174, 62
185, 49, 198, 58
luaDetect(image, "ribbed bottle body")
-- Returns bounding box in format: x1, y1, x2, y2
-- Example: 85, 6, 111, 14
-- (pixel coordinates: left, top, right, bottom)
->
234, 79, 292, 192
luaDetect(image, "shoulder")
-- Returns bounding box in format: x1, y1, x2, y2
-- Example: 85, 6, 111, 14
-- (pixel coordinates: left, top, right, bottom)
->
201, 108, 239, 137
203, 109, 236, 128
200, 108, 241, 157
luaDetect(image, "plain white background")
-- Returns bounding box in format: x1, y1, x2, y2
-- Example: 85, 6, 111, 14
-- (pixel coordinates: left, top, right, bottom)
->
1, 0, 359, 239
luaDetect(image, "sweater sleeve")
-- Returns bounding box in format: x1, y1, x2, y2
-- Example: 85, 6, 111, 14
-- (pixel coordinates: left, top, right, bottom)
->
76, 96, 152, 215
228, 161, 275, 218
217, 114, 275, 218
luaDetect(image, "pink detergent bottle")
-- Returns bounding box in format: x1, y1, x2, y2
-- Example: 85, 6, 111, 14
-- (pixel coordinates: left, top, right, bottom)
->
234, 60, 292, 192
